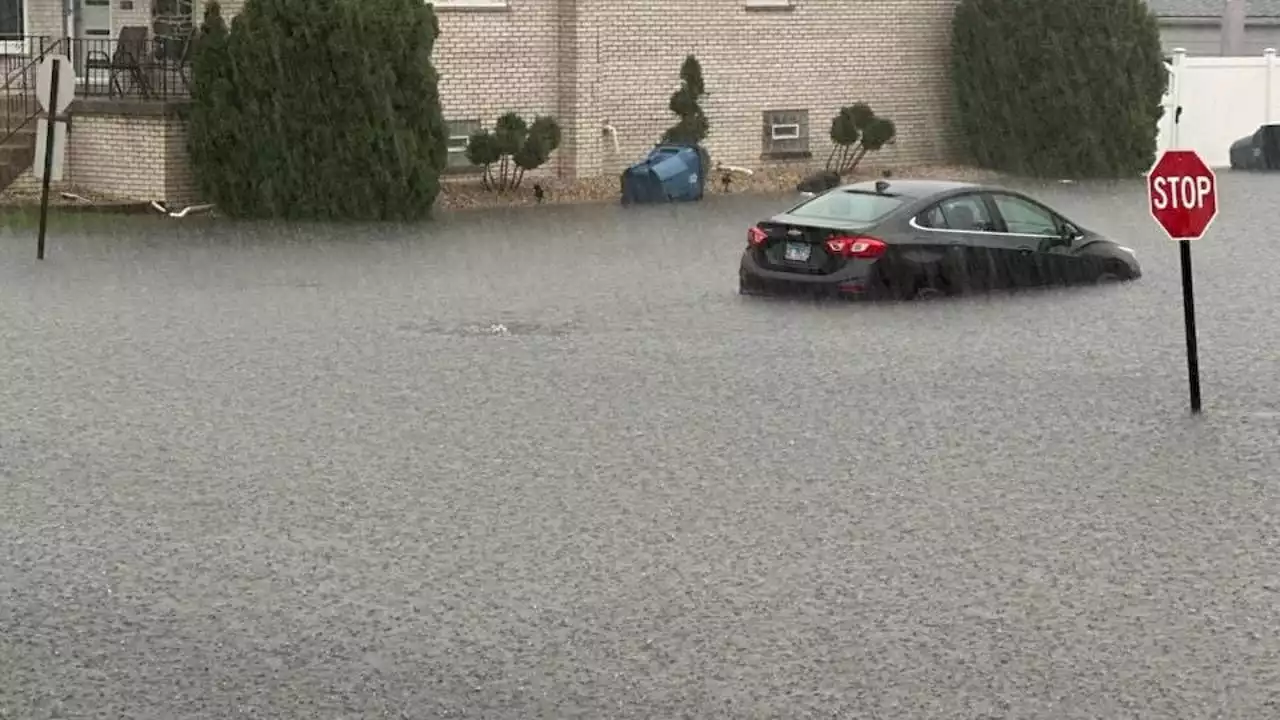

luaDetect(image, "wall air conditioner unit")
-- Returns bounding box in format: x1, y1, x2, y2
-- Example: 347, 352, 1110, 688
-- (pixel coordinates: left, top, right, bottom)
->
770, 123, 801, 141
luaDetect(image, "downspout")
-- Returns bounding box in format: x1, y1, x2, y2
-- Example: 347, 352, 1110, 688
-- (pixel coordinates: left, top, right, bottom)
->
601, 121, 619, 154
64, 0, 75, 46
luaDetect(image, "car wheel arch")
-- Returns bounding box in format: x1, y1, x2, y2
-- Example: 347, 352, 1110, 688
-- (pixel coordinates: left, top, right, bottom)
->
1075, 240, 1140, 279
1074, 239, 1130, 260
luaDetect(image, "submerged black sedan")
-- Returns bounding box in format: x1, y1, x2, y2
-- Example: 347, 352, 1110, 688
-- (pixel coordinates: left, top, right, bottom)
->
739, 179, 1141, 299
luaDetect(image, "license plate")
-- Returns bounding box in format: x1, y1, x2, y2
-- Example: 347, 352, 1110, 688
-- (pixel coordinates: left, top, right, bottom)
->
784, 242, 811, 262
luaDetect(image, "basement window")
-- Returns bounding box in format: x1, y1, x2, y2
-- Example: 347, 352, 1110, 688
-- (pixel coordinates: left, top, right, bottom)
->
762, 109, 811, 159
446, 119, 481, 171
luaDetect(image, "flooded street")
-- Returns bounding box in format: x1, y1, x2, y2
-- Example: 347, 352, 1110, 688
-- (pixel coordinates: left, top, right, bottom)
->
3, 175, 1280, 718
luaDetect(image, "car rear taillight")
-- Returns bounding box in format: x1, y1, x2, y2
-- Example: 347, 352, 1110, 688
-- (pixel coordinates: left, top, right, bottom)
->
747, 226, 769, 247
825, 235, 887, 259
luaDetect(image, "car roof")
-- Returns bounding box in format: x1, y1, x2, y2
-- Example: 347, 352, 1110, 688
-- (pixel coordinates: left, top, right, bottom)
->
835, 179, 983, 200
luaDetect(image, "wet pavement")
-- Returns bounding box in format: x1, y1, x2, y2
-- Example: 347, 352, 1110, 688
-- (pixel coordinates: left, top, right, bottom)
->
2, 174, 1280, 719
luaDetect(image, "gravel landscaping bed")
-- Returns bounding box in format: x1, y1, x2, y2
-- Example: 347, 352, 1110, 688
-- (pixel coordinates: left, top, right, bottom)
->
436, 163, 1008, 212
0, 164, 1009, 216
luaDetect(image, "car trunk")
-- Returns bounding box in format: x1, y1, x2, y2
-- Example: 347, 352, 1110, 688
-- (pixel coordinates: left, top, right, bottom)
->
752, 217, 873, 275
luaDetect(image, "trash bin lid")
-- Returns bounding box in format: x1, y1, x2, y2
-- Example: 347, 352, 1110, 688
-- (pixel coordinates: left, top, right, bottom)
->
650, 149, 694, 182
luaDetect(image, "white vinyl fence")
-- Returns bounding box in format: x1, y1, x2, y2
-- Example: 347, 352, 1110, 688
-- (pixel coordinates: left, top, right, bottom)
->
1158, 48, 1280, 167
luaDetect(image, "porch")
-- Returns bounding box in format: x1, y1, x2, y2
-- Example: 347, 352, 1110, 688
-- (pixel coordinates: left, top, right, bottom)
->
3, 0, 197, 93
3, 33, 192, 103
2, 28, 195, 202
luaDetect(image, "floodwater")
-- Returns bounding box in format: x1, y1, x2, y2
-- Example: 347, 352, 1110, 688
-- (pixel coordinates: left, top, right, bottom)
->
2, 175, 1280, 718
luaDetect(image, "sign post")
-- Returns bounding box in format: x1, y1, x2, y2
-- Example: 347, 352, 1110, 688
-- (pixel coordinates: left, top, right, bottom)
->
34, 54, 76, 261
1147, 149, 1218, 415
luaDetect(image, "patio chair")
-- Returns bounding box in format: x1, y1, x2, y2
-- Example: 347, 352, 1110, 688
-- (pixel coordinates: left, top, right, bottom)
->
140, 20, 195, 97
84, 26, 152, 98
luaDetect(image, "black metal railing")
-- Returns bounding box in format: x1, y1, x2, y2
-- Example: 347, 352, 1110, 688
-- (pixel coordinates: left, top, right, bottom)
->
1, 37, 65, 147
69, 33, 192, 100
1, 35, 61, 78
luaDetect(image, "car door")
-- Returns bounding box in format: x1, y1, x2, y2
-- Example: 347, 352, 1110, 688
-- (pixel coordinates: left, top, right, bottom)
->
910, 192, 1026, 290
985, 192, 1081, 286
908, 194, 989, 292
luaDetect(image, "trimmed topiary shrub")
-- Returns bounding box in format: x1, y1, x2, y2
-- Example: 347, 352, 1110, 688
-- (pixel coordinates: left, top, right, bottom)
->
796, 103, 896, 193
187, 0, 448, 220
660, 55, 711, 176
661, 55, 709, 146
465, 112, 562, 192
951, 0, 1166, 178
826, 102, 896, 175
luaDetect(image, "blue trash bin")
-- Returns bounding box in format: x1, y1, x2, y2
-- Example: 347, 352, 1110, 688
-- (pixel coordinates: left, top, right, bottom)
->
620, 144, 706, 205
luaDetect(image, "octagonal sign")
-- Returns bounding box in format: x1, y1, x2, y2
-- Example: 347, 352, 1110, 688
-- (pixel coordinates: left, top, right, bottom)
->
1148, 149, 1218, 241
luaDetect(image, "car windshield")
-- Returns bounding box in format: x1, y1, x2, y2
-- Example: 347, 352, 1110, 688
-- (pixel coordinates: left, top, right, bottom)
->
789, 190, 904, 224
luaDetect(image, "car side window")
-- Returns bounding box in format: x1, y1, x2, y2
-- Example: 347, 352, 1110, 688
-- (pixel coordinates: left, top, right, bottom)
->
937, 194, 995, 232
915, 205, 947, 229
990, 193, 1060, 236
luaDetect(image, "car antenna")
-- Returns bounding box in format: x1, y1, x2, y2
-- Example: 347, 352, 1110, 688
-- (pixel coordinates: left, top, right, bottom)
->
874, 179, 890, 194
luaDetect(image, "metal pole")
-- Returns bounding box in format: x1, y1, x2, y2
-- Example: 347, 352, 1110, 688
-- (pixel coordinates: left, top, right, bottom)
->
1169, 87, 1201, 414
1169, 49, 1185, 151
36, 58, 60, 261
1179, 239, 1202, 414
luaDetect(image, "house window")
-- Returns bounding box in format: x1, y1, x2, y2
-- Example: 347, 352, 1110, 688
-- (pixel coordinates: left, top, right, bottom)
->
432, 0, 509, 10
447, 119, 481, 170
152, 0, 195, 60
762, 109, 810, 158
1, 0, 25, 41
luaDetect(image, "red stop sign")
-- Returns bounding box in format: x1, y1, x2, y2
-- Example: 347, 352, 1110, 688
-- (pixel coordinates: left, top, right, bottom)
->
1148, 150, 1218, 241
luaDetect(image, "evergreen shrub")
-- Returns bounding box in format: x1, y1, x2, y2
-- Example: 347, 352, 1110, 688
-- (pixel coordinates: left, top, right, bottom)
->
465, 112, 562, 192
187, 0, 448, 220
951, 0, 1166, 178
660, 55, 712, 174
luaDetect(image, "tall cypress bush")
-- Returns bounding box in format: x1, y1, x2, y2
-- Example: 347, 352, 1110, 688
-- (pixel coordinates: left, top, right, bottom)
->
951, 0, 1166, 178
186, 2, 238, 209
187, 0, 447, 220
661, 55, 709, 146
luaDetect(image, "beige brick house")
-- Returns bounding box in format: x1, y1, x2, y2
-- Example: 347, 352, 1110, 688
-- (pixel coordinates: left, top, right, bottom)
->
1, 0, 961, 203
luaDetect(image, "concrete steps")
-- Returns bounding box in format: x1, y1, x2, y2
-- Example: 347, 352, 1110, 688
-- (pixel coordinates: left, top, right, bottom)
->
2, 90, 39, 115
0, 91, 41, 191
0, 126, 38, 193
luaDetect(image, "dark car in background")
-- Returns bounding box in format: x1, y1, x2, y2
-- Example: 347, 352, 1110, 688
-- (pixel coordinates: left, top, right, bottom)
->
1229, 122, 1280, 170
738, 179, 1142, 300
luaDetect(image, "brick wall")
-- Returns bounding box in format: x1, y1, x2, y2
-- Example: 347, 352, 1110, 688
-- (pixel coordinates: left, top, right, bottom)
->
70, 114, 166, 199
431, 0, 961, 178
21, 0, 960, 198
199, 0, 961, 180
208, 0, 246, 19
10, 109, 196, 203
161, 117, 197, 201
26, 1, 62, 38
434, 0, 563, 178
111, 1, 153, 38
